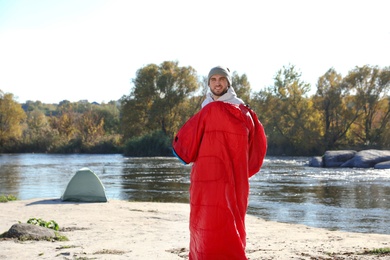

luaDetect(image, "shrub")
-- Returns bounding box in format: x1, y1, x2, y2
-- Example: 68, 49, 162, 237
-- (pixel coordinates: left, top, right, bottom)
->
0, 194, 17, 203
27, 218, 59, 231
124, 131, 172, 157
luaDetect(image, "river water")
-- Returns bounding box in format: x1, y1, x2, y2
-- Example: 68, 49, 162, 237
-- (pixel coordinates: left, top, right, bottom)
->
0, 154, 389, 235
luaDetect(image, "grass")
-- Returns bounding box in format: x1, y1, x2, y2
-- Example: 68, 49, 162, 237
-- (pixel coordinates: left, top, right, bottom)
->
53, 232, 69, 241
94, 249, 125, 255
56, 245, 78, 250
361, 247, 390, 255
0, 194, 17, 203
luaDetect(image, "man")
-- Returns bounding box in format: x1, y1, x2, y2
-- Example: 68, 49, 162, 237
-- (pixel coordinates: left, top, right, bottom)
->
172, 66, 267, 259
201, 65, 245, 108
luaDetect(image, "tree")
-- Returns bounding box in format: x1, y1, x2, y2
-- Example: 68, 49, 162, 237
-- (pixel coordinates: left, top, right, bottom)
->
22, 100, 57, 116
77, 110, 105, 144
22, 108, 57, 152
49, 102, 78, 141
343, 65, 390, 147
231, 72, 251, 104
121, 61, 200, 140
0, 91, 27, 151
253, 64, 321, 155
251, 88, 280, 152
314, 68, 359, 149
96, 101, 120, 134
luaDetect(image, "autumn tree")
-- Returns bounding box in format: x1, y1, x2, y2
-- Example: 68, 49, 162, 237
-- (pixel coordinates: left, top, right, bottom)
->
97, 101, 120, 134
0, 91, 27, 151
47, 100, 78, 141
52, 111, 78, 141
343, 65, 390, 147
120, 61, 199, 140
23, 109, 55, 151
313, 68, 360, 149
252, 65, 322, 155
22, 100, 57, 116
231, 72, 251, 105
251, 87, 279, 152
77, 110, 105, 144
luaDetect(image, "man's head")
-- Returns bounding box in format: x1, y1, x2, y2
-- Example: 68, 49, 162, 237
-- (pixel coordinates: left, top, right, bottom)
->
207, 66, 231, 97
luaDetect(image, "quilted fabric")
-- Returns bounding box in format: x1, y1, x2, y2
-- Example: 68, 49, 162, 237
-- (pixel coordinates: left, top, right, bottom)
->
173, 101, 267, 259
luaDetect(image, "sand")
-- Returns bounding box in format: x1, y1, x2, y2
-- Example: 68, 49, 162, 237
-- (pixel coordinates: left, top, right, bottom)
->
0, 198, 389, 259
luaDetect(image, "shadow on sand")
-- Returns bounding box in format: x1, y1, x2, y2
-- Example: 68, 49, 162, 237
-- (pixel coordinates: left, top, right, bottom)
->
26, 198, 107, 206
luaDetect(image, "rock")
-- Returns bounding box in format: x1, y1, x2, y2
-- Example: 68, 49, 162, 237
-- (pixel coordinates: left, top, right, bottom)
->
4, 223, 56, 240
309, 149, 390, 169
374, 160, 390, 169
323, 150, 356, 167
309, 156, 323, 167
341, 149, 390, 168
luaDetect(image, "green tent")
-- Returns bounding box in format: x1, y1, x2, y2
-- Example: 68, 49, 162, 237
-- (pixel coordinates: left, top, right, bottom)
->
61, 167, 107, 202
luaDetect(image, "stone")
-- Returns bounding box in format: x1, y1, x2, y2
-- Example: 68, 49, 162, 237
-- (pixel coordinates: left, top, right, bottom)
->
374, 160, 390, 169
309, 156, 323, 167
341, 149, 390, 168
323, 150, 356, 167
4, 223, 56, 240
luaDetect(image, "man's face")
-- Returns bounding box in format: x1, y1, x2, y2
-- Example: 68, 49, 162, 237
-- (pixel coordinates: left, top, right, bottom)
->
209, 74, 229, 97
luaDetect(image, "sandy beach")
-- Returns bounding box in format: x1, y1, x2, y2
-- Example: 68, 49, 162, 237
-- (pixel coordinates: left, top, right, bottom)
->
0, 198, 389, 260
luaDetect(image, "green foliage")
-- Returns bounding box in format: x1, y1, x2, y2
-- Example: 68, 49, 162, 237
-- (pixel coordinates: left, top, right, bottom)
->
120, 61, 200, 140
94, 249, 126, 255
82, 134, 123, 154
77, 110, 105, 143
0, 194, 18, 203
252, 64, 322, 155
2, 98, 123, 153
343, 65, 390, 147
313, 67, 357, 150
27, 218, 60, 231
0, 91, 27, 152
1, 62, 390, 156
232, 72, 252, 104
22, 100, 57, 116
53, 232, 69, 241
361, 247, 390, 255
96, 101, 120, 134
124, 130, 172, 157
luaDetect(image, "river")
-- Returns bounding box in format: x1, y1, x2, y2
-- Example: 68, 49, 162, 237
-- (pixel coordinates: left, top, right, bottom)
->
0, 154, 389, 234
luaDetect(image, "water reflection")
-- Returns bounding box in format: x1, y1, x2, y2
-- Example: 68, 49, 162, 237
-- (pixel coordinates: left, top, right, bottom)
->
0, 154, 389, 234
0, 164, 22, 196
121, 157, 190, 203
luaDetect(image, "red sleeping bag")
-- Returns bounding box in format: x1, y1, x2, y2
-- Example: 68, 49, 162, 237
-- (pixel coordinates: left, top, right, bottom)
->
172, 101, 267, 259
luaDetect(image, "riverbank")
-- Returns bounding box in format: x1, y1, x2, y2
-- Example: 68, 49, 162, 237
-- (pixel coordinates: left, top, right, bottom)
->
0, 198, 389, 259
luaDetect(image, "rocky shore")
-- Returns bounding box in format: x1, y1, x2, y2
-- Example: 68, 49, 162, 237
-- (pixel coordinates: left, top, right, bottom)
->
309, 149, 390, 169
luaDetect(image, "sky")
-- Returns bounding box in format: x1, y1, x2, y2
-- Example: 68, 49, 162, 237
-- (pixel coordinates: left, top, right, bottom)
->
0, 0, 389, 104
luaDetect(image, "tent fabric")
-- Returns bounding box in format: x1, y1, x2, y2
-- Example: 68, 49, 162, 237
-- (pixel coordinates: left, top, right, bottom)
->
61, 167, 107, 202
